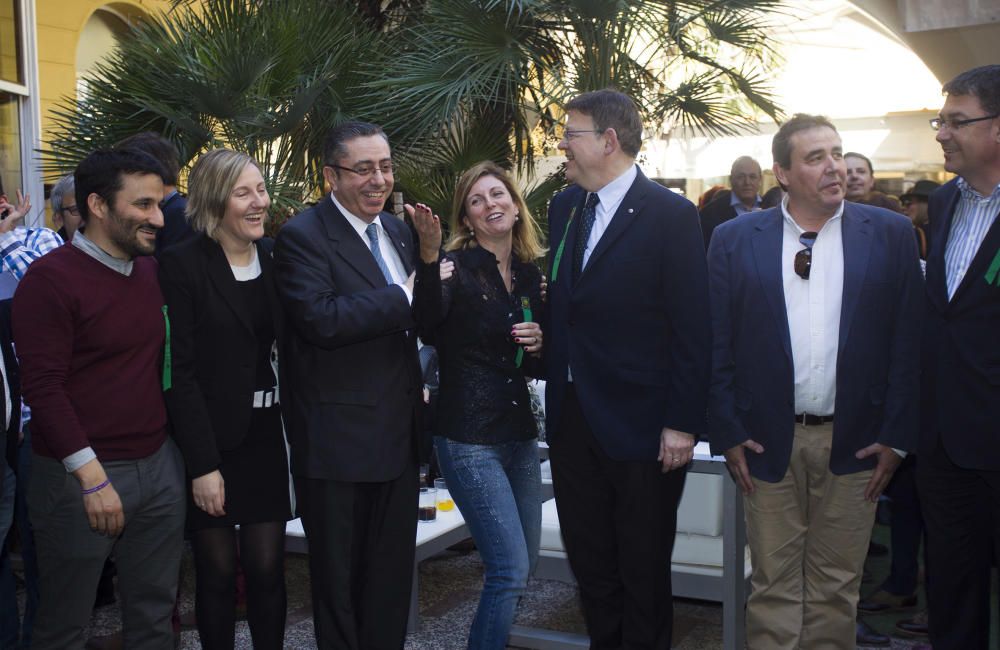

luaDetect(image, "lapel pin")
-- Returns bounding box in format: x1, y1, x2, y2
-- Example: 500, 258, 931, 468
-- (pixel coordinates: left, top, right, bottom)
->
627, 208, 634, 214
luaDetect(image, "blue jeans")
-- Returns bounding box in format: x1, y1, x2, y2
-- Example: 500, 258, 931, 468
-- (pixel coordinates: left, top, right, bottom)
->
435, 437, 541, 650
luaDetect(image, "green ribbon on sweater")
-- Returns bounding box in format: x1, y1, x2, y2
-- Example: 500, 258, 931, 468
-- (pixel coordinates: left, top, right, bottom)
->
162, 305, 172, 391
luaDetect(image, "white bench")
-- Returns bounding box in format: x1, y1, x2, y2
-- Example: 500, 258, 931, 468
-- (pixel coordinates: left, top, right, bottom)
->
510, 442, 750, 650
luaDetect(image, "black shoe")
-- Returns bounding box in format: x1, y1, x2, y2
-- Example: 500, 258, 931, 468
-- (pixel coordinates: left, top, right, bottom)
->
895, 609, 929, 638
868, 540, 889, 557
856, 619, 890, 647
858, 588, 918, 613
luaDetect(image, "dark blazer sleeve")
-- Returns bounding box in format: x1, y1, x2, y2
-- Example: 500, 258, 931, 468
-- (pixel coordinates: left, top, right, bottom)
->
876, 216, 923, 450
662, 195, 713, 437
274, 214, 414, 349
159, 245, 222, 478
414, 253, 456, 343
706, 222, 749, 454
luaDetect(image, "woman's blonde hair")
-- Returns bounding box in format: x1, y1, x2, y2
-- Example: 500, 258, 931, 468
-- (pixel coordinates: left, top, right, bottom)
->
445, 161, 546, 262
186, 149, 262, 238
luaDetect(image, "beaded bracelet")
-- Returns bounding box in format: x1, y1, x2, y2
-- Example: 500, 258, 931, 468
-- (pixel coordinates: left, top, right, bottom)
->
81, 479, 110, 495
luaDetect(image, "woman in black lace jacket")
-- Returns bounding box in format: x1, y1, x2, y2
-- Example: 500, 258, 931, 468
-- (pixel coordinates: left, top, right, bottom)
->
409, 161, 545, 650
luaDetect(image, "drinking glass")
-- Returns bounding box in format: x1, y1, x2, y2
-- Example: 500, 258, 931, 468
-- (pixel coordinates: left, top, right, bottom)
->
434, 478, 455, 512
418, 487, 437, 522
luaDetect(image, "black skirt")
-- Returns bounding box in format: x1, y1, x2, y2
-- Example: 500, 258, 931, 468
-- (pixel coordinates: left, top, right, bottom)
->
186, 403, 292, 530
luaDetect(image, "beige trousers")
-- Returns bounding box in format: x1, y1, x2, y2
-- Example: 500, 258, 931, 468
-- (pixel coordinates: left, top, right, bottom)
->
744, 423, 876, 649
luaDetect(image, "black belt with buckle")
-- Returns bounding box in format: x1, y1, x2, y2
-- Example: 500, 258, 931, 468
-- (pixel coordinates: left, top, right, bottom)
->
796, 413, 834, 426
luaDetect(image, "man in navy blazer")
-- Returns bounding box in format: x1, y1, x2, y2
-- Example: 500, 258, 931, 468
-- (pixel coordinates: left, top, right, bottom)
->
708, 114, 922, 648
917, 65, 1000, 649
544, 89, 711, 649
275, 121, 423, 650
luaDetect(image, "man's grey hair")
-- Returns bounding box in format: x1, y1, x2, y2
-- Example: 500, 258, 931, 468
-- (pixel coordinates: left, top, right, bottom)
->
50, 174, 75, 213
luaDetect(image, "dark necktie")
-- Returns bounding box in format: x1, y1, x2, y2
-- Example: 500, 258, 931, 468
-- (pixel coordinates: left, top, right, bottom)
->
573, 192, 600, 277
365, 223, 394, 284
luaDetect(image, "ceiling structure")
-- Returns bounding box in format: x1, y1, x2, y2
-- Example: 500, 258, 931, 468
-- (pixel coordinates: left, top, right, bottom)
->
850, 0, 1000, 84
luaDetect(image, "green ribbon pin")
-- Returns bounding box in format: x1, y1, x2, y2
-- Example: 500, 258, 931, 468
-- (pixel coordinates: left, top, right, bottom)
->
514, 296, 533, 369
986, 246, 1000, 287
162, 305, 172, 391
550, 205, 577, 283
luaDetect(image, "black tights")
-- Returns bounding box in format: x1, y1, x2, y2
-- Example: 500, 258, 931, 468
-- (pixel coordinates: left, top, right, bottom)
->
190, 521, 287, 649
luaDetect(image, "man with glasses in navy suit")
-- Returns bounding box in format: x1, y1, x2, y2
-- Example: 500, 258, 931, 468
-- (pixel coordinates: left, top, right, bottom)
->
918, 64, 1000, 650
544, 89, 712, 649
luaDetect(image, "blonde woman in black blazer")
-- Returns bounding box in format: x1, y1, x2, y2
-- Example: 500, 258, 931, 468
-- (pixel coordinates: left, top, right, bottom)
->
159, 149, 290, 650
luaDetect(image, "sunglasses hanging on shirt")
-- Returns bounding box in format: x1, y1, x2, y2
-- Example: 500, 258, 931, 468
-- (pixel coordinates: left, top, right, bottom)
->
794, 231, 818, 280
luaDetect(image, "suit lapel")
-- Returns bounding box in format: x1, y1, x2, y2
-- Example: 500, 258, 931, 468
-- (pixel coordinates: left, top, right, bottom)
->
564, 190, 585, 287
203, 236, 254, 334
838, 205, 873, 353
574, 169, 647, 287
380, 214, 414, 275
926, 184, 959, 311
318, 197, 387, 289
581, 174, 645, 280
751, 211, 793, 363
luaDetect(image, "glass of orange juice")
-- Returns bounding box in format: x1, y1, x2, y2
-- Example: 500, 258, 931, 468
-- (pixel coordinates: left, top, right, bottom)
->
434, 478, 455, 512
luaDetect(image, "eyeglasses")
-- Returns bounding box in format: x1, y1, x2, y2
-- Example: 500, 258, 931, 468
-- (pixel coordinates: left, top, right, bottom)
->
60, 205, 80, 217
794, 231, 818, 280
929, 114, 999, 131
328, 162, 394, 177
558, 128, 605, 142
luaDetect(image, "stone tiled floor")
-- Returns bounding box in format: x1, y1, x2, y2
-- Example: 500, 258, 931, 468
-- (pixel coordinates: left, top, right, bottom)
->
24, 517, 989, 648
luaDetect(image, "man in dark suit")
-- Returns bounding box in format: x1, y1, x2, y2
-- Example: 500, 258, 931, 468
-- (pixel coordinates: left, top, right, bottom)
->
708, 114, 922, 648
699, 156, 763, 249
274, 121, 422, 650
544, 89, 711, 649
917, 64, 1000, 650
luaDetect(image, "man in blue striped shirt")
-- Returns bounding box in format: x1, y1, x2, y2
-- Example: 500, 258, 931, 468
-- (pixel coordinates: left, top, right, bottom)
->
918, 64, 1000, 650
0, 191, 64, 280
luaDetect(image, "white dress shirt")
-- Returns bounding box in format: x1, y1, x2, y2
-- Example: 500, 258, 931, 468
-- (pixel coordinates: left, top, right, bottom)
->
331, 193, 412, 304
780, 195, 844, 417
580, 164, 638, 270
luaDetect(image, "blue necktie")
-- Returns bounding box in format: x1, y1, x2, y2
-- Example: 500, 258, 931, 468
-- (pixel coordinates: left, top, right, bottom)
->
365, 223, 394, 284
573, 192, 600, 277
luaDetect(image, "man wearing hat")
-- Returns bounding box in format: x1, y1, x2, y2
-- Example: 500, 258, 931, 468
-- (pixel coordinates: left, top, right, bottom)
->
900, 180, 941, 259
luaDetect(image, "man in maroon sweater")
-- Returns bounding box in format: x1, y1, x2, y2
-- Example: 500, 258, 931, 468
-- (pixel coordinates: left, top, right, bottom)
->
12, 149, 185, 650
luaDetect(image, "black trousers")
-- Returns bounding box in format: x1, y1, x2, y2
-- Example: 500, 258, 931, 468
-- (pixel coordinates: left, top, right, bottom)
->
297, 463, 419, 650
917, 436, 1000, 650
549, 385, 687, 650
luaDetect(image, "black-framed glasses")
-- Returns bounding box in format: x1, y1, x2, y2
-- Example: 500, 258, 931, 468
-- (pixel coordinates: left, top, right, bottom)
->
929, 114, 999, 131
327, 162, 394, 177
60, 205, 80, 217
794, 231, 818, 280
558, 128, 605, 142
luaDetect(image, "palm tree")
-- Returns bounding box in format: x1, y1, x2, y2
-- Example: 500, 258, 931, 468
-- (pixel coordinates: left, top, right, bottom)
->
44, 0, 784, 227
